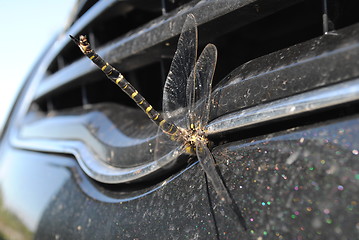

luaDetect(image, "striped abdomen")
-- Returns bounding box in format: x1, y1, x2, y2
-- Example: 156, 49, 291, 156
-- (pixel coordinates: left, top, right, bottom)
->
70, 35, 181, 140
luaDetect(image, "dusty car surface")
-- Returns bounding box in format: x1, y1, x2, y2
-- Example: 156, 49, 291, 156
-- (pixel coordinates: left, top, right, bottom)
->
0, 0, 359, 239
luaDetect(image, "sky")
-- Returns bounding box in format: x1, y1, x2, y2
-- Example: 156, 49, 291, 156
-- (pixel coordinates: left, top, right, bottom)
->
0, 0, 76, 133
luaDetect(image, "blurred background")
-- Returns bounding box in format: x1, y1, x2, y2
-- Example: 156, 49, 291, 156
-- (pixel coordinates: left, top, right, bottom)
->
0, 0, 76, 133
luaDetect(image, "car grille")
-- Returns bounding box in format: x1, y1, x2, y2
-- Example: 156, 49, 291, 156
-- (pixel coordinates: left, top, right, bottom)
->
10, 0, 359, 184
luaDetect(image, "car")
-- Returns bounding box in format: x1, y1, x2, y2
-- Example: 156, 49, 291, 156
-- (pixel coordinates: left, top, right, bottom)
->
1, 0, 359, 239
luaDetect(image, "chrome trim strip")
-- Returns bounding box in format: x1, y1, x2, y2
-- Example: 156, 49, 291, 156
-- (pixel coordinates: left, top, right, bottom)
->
12, 134, 184, 184
206, 78, 359, 135
12, 78, 359, 183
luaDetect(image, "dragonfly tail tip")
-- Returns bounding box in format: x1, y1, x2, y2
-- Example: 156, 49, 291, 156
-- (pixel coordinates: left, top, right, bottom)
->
69, 35, 79, 45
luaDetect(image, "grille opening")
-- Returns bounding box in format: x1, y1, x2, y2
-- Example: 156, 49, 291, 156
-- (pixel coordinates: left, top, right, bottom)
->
80, 76, 132, 108
89, 8, 161, 48
208, 0, 359, 84
161, 0, 193, 13
84, 61, 163, 109
50, 87, 83, 111
37, 61, 163, 113
36, 87, 83, 113
47, 4, 162, 74
326, 0, 359, 29
212, 0, 319, 84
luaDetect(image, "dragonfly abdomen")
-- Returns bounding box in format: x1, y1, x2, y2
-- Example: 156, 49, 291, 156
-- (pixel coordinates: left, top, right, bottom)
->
70, 35, 182, 140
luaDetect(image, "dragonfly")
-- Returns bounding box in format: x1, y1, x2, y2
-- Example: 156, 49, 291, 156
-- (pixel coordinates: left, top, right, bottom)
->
71, 14, 247, 231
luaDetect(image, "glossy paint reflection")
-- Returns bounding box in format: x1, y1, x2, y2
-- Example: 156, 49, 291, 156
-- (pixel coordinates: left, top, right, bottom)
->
1, 116, 359, 239
211, 115, 359, 239
34, 158, 215, 239
0, 147, 72, 238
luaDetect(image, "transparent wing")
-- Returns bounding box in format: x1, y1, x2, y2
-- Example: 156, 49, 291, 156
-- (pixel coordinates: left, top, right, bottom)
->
154, 127, 184, 164
187, 44, 217, 130
196, 141, 232, 204
155, 14, 197, 163
196, 141, 247, 230
163, 14, 197, 128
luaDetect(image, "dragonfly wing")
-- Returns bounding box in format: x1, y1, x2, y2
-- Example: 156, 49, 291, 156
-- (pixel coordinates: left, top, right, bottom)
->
196, 141, 232, 204
163, 14, 197, 128
187, 44, 217, 130
154, 128, 186, 166
196, 141, 247, 230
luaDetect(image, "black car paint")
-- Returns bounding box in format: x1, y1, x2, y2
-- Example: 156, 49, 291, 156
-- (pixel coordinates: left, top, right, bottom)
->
1, 0, 359, 239
1, 114, 358, 239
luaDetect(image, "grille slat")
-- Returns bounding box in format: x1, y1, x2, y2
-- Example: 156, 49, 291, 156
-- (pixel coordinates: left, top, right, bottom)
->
35, 0, 303, 103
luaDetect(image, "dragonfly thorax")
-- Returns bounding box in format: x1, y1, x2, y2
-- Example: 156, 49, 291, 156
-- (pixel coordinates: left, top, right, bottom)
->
179, 127, 208, 155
